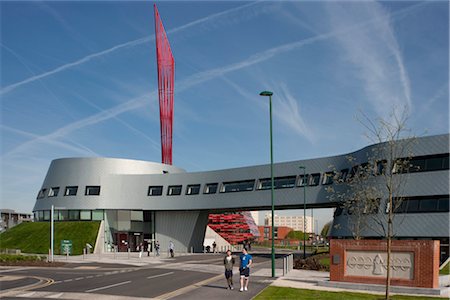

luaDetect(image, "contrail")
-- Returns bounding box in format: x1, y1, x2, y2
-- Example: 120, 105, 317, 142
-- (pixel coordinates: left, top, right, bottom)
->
0, 1, 259, 96
4, 2, 424, 158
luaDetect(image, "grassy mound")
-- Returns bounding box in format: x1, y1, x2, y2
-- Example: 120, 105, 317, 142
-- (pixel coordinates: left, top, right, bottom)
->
0, 221, 100, 255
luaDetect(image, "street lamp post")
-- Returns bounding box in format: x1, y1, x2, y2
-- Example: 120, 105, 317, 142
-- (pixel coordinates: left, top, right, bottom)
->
299, 166, 307, 259
259, 90, 275, 278
50, 205, 54, 262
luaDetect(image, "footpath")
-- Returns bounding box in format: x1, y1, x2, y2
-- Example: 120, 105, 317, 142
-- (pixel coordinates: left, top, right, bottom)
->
52, 252, 449, 299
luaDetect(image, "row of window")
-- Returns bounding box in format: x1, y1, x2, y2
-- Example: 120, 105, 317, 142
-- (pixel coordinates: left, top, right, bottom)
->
34, 209, 105, 221
393, 154, 449, 174
334, 195, 449, 216
37, 186, 100, 199
37, 154, 448, 199
393, 195, 449, 214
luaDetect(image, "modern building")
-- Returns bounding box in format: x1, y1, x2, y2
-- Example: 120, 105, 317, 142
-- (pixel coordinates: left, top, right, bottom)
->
264, 213, 313, 233
32, 134, 449, 262
258, 225, 293, 242
0, 209, 32, 232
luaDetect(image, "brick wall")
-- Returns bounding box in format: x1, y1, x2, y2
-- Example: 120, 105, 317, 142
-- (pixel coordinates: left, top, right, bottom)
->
330, 239, 440, 288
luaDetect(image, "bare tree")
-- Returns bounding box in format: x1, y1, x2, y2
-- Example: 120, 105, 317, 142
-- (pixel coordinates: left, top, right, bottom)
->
329, 108, 415, 300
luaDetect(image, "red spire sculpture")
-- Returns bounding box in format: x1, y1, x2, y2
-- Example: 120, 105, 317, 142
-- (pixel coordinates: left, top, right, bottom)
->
154, 4, 174, 165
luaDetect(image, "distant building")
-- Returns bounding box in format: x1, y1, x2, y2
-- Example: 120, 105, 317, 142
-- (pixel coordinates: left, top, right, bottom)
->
258, 225, 293, 242
265, 214, 313, 233
250, 211, 260, 226
0, 209, 32, 232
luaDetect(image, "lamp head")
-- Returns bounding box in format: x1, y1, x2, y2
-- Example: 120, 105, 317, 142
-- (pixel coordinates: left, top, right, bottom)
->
259, 91, 273, 97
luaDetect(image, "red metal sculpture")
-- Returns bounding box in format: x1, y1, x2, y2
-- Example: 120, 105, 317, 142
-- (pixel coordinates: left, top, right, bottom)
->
154, 4, 174, 165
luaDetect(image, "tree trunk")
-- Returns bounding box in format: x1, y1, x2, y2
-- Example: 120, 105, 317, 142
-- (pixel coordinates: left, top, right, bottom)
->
385, 198, 393, 300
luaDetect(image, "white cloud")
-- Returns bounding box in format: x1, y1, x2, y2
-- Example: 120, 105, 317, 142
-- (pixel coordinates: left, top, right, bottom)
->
325, 1, 412, 119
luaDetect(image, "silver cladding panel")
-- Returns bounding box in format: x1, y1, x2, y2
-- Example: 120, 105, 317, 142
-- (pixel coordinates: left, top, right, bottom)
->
33, 134, 449, 238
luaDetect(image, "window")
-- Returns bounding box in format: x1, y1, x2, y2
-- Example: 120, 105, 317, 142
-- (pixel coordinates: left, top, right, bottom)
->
37, 189, 47, 199
69, 210, 80, 220
309, 173, 320, 186
297, 174, 308, 187
376, 160, 387, 175
220, 180, 255, 193
85, 186, 100, 196
438, 197, 449, 212
38, 211, 44, 221
167, 185, 182, 196
258, 176, 296, 190
363, 198, 380, 214
322, 172, 335, 185
131, 210, 143, 221
186, 184, 201, 195
80, 210, 91, 220
339, 169, 349, 182
48, 187, 59, 197
148, 186, 163, 196
64, 186, 78, 196
43, 210, 50, 221
204, 183, 218, 194
92, 210, 104, 221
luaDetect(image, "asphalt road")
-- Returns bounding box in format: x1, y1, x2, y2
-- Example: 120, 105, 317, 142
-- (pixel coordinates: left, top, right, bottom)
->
0, 252, 285, 300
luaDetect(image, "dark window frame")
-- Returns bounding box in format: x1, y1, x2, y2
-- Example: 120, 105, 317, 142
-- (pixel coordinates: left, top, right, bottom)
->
220, 180, 255, 193
308, 173, 321, 186
257, 176, 297, 190
48, 187, 60, 197
148, 186, 163, 196
167, 185, 182, 196
204, 183, 219, 194
85, 186, 101, 196
37, 188, 47, 199
64, 186, 78, 196
186, 184, 201, 195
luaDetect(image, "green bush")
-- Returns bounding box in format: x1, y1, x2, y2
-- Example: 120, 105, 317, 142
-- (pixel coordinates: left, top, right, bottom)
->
286, 230, 308, 240
0, 221, 100, 255
0, 254, 45, 262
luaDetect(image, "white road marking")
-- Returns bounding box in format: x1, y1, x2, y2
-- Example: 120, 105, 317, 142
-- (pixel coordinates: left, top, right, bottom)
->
0, 268, 31, 273
85, 280, 131, 293
146, 272, 174, 279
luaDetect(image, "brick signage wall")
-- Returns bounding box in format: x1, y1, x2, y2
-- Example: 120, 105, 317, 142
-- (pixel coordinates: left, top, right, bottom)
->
330, 239, 440, 288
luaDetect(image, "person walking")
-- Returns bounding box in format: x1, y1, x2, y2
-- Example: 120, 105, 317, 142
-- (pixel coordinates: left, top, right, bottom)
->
212, 241, 217, 253
223, 250, 235, 289
239, 247, 252, 292
155, 240, 160, 257
169, 240, 175, 258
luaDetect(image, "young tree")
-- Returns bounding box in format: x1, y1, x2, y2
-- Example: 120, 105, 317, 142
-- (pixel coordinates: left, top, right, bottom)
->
329, 109, 415, 300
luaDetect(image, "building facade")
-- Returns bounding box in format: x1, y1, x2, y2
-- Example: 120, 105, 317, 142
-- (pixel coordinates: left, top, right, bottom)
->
257, 225, 293, 242
264, 214, 313, 233
32, 134, 449, 261
0, 209, 32, 232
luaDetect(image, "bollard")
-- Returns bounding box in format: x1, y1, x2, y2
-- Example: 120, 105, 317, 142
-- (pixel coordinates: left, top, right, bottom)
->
128, 248, 130, 259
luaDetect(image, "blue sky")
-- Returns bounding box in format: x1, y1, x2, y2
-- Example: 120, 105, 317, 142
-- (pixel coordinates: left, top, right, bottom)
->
1, 1, 448, 230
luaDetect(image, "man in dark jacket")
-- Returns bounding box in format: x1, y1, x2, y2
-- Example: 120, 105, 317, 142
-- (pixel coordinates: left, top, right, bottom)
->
223, 250, 235, 289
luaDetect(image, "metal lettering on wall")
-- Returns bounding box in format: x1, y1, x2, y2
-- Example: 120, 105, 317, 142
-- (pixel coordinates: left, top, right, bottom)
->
345, 251, 413, 280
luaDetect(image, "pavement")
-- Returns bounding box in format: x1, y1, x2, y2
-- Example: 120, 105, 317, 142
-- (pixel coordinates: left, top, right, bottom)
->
1, 252, 449, 299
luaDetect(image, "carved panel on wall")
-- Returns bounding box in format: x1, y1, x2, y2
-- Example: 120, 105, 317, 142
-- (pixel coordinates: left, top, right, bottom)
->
345, 250, 414, 280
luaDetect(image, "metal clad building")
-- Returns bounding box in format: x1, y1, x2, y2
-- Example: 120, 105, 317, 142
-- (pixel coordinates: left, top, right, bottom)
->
33, 134, 449, 259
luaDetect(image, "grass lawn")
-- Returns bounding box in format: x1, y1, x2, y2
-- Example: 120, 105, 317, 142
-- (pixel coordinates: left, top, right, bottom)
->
440, 260, 449, 275
0, 221, 100, 255
255, 287, 445, 300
